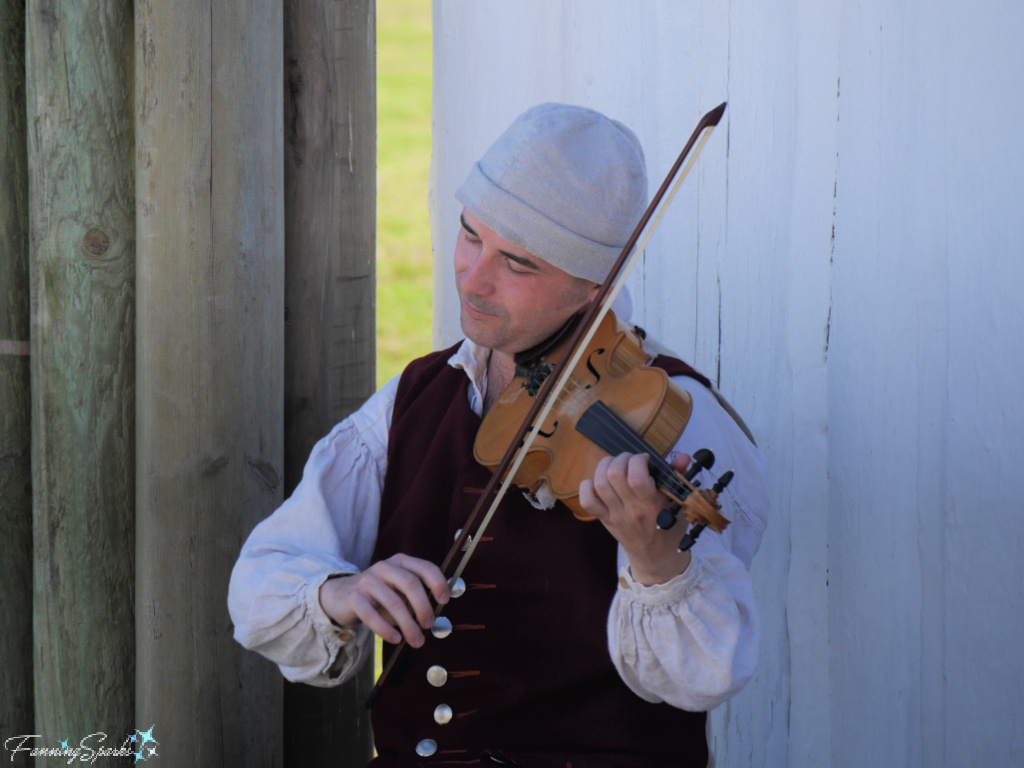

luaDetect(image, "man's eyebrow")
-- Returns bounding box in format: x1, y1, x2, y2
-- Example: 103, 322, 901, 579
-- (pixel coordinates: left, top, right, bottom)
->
500, 250, 540, 270
459, 214, 478, 238
460, 214, 541, 271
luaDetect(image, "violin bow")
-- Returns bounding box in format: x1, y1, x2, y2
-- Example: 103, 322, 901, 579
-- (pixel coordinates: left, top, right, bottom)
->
366, 102, 727, 707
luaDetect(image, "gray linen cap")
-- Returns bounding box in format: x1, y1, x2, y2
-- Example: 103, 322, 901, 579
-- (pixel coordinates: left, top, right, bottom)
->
455, 103, 648, 284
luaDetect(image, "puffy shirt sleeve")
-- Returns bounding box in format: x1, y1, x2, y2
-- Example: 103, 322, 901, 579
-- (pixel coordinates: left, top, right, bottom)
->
608, 378, 767, 711
227, 376, 399, 687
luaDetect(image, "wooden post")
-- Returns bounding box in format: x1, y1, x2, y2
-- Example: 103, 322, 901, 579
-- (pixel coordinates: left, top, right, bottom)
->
25, 0, 135, 758
134, 0, 284, 764
282, 0, 376, 764
0, 1, 34, 759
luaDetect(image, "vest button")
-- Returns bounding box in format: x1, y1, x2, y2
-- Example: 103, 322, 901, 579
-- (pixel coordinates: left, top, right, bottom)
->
431, 616, 453, 639
415, 738, 438, 757
426, 665, 448, 687
434, 704, 453, 725
450, 577, 466, 598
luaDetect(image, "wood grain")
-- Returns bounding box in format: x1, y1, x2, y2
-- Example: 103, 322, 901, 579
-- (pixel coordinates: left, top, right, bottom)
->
25, 0, 136, 757
135, 0, 284, 763
282, 0, 376, 764
0, 0, 34, 758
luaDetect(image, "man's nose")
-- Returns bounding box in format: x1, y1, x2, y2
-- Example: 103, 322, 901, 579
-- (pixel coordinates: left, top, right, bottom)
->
459, 250, 495, 295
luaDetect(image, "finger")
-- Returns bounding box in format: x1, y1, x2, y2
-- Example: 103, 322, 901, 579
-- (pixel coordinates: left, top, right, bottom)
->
592, 454, 625, 507
321, 572, 412, 645
346, 588, 405, 645
669, 452, 691, 474
391, 554, 451, 607
373, 559, 439, 629
602, 453, 656, 508
578, 477, 609, 519
625, 453, 658, 500
358, 575, 428, 647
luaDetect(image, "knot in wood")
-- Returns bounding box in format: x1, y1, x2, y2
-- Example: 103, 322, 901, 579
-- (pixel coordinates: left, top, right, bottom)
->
82, 229, 111, 258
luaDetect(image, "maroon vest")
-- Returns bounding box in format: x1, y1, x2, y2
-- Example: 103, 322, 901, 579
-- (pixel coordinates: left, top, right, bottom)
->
369, 343, 710, 768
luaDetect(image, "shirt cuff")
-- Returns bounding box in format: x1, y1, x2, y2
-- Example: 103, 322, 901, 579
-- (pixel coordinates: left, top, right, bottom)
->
305, 571, 370, 680
618, 556, 705, 607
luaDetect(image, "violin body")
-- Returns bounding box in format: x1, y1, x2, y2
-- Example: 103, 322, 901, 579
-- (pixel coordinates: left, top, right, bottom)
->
473, 310, 694, 521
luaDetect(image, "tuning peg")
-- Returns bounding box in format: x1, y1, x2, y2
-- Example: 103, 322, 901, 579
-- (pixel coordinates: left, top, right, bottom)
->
684, 449, 714, 481
679, 523, 705, 552
660, 451, 716, 534
712, 470, 734, 493
656, 501, 681, 530
679, 470, 734, 550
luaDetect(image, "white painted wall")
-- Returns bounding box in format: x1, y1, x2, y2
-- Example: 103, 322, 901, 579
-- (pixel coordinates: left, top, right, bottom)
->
429, 1, 1024, 766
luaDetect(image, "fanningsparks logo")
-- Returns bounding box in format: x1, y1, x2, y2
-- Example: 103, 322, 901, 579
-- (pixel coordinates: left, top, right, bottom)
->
4, 725, 159, 763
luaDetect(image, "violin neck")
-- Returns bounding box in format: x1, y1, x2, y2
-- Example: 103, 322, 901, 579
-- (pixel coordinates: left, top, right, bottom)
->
575, 400, 692, 502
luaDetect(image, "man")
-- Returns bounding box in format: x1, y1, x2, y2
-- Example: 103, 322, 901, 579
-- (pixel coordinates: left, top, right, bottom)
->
229, 103, 767, 767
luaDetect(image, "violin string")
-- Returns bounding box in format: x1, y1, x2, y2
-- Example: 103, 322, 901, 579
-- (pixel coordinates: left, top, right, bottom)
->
545, 373, 596, 420
582, 401, 730, 509
539, 351, 725, 505
526, 374, 693, 500
580, 407, 736, 534
540, 377, 691, 490
580, 402, 691, 499
595, 407, 728, 498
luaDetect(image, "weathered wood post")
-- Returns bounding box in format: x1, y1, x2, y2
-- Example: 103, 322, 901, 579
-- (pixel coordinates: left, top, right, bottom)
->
282, 0, 376, 764
134, 0, 285, 764
25, 1, 136, 760
0, 1, 34, 758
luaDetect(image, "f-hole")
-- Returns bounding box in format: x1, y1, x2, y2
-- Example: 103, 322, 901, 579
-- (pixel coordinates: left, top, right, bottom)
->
538, 420, 559, 439
584, 348, 606, 388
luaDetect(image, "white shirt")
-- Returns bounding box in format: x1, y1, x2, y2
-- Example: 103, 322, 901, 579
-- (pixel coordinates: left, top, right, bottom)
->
228, 338, 767, 712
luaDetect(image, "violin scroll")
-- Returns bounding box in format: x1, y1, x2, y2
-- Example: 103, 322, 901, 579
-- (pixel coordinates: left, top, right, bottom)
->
655, 447, 735, 552
655, 448, 714, 530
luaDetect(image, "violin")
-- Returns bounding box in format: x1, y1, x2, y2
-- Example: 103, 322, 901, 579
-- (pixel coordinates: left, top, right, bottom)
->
474, 308, 731, 535
366, 102, 729, 707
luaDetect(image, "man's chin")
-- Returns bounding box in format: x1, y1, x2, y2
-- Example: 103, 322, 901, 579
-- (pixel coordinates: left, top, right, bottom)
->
460, 315, 492, 346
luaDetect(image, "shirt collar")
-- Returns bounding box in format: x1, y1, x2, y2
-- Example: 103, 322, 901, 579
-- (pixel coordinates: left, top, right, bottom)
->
447, 338, 490, 416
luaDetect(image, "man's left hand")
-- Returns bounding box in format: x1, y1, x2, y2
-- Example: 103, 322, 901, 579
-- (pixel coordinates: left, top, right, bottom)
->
578, 452, 692, 586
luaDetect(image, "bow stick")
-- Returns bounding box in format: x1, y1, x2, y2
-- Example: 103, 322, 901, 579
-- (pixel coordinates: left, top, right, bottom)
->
366, 101, 727, 707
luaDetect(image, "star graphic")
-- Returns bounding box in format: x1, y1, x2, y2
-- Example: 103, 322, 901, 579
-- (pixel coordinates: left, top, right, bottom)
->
148, 746, 158, 757
60, 739, 69, 750
129, 734, 138, 744
136, 725, 158, 750
133, 749, 147, 763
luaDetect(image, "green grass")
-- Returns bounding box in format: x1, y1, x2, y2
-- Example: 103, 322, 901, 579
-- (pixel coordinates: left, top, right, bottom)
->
376, 0, 434, 388
374, 0, 434, 679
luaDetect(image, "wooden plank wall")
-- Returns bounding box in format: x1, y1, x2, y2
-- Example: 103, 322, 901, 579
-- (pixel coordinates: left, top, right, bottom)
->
25, 2, 136, 761
282, 0, 376, 765
828, 2, 1024, 766
0, 1, 33, 761
0, 1, 376, 764
430, 1, 1024, 766
134, 0, 285, 763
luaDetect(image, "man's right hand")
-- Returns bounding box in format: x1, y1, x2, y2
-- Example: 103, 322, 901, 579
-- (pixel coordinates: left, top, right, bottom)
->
319, 554, 450, 648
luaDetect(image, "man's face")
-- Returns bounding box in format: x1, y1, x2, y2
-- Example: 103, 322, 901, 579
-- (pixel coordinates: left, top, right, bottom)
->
454, 210, 598, 357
